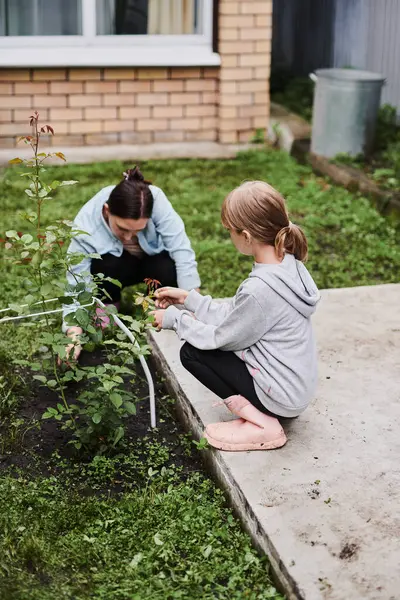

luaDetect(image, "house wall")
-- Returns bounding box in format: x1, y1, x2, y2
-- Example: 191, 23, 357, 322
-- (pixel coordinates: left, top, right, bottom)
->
0, 0, 273, 148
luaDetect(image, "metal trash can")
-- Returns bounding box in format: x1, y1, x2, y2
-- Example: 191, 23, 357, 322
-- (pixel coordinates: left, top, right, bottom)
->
310, 68, 385, 158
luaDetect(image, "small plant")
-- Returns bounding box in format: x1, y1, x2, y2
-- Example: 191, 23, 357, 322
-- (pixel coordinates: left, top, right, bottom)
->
134, 277, 161, 313
3, 113, 153, 452
193, 437, 209, 450
251, 128, 266, 145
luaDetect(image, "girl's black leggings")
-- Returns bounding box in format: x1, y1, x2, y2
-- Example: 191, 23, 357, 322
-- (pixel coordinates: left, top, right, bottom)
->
180, 342, 277, 417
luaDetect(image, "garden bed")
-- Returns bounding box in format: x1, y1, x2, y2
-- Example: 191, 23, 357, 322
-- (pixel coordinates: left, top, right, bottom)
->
0, 349, 199, 480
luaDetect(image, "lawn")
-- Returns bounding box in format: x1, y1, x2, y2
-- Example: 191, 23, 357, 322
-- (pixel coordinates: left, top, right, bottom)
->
0, 146, 399, 599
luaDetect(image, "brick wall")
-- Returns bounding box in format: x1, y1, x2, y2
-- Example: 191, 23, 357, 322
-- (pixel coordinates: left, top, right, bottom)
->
0, 0, 272, 148
218, 0, 273, 143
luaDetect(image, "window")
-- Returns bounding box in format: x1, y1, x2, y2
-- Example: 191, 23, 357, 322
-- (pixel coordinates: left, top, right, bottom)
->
0, 0, 219, 67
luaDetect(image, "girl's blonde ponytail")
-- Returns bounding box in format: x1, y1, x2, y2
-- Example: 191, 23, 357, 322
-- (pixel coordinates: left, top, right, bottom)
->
275, 222, 308, 262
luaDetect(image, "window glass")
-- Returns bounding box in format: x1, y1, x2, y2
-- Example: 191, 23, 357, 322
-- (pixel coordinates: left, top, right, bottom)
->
96, 0, 202, 35
0, 0, 82, 36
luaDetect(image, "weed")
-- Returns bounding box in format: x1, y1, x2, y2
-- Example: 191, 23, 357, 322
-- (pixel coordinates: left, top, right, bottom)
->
193, 437, 209, 450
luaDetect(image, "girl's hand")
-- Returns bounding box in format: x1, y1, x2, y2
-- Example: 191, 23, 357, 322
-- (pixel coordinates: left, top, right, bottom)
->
154, 287, 189, 309
150, 309, 165, 329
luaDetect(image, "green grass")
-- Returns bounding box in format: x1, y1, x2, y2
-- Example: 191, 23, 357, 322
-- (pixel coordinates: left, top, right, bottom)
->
0, 441, 282, 600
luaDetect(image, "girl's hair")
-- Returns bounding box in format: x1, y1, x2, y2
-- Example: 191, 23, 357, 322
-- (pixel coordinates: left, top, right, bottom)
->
221, 180, 308, 261
107, 166, 153, 219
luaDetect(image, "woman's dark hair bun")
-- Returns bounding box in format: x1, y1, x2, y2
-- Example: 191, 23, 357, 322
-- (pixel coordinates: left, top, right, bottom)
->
108, 165, 153, 220
123, 166, 150, 185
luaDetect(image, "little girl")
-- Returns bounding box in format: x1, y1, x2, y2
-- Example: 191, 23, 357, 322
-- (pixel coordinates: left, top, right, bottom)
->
152, 181, 320, 452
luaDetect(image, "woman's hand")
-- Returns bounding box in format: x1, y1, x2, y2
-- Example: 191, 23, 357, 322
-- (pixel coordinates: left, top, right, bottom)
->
58, 326, 83, 366
154, 287, 189, 309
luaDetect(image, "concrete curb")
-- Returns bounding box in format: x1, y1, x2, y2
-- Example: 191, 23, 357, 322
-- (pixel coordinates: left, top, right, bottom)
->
149, 331, 300, 600
0, 141, 253, 166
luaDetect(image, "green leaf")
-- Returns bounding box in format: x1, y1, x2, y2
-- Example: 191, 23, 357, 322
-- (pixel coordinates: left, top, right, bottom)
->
40, 283, 53, 297
113, 426, 124, 446
92, 413, 102, 424
50, 180, 61, 189
110, 393, 123, 409
38, 188, 48, 198
74, 308, 90, 327
33, 375, 47, 384
124, 401, 136, 416
58, 295, 75, 305
103, 380, 115, 392
24, 189, 34, 197
153, 533, 163, 546
104, 277, 122, 288
78, 291, 92, 304
203, 545, 213, 558
129, 320, 141, 333
5, 230, 17, 238
45, 230, 57, 243
31, 250, 42, 267
42, 407, 58, 417
20, 234, 33, 244
47, 380, 57, 388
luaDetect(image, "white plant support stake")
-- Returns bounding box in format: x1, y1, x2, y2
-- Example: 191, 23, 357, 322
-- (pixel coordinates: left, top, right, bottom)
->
92, 297, 156, 429
0, 296, 156, 428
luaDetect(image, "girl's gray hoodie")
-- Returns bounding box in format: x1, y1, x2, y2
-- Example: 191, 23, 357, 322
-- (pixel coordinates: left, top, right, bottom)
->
162, 253, 320, 417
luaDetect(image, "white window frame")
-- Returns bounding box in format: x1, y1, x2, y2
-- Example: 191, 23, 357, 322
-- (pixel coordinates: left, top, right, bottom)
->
0, 0, 220, 67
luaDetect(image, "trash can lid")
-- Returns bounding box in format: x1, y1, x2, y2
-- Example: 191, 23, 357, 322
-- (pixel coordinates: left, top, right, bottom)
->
315, 68, 385, 82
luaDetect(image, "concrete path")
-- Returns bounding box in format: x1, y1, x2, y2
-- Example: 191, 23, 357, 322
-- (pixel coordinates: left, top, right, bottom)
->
150, 284, 400, 600
0, 141, 251, 166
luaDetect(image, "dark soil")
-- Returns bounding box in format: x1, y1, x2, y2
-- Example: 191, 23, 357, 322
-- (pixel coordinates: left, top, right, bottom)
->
0, 347, 202, 489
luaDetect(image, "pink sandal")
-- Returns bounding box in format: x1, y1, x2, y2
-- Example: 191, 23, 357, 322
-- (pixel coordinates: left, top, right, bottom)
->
205, 395, 287, 452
